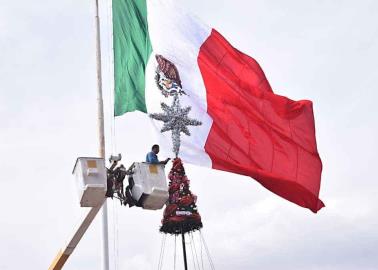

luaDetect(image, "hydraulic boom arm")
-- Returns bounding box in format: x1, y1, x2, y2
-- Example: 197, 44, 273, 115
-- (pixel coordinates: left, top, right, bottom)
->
48, 199, 106, 270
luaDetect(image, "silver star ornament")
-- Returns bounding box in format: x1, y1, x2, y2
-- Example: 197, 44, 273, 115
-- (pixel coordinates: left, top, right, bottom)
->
149, 95, 202, 157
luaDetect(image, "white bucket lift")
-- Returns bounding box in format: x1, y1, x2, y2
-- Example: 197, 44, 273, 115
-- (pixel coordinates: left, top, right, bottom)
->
72, 157, 107, 207
129, 162, 169, 210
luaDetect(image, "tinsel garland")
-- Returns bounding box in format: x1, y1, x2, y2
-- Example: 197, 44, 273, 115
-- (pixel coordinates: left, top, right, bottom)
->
149, 95, 202, 157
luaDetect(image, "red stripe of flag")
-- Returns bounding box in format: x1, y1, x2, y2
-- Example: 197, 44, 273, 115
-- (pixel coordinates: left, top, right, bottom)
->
198, 29, 324, 213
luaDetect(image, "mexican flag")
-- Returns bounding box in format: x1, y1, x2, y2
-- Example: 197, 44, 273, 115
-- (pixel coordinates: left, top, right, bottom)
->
112, 0, 324, 213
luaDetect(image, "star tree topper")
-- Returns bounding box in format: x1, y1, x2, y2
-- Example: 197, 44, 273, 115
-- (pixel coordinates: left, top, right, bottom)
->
149, 95, 202, 157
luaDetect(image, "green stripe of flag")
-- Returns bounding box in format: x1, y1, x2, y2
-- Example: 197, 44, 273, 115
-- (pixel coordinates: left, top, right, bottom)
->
113, 0, 152, 116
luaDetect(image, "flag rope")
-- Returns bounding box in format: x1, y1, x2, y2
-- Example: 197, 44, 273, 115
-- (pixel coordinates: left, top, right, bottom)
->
199, 230, 215, 270
190, 232, 202, 270
158, 234, 167, 270
174, 235, 177, 270
105, 0, 116, 155
106, 0, 118, 268
200, 232, 204, 270
188, 234, 198, 270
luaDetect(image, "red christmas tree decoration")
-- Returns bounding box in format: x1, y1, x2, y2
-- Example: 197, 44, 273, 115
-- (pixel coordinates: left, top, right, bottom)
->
160, 158, 203, 234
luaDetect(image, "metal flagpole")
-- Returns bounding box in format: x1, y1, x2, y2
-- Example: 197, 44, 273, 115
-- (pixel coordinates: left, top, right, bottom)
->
94, 0, 110, 269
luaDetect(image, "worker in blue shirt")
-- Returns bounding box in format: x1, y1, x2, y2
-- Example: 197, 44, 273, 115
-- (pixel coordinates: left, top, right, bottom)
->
146, 144, 170, 165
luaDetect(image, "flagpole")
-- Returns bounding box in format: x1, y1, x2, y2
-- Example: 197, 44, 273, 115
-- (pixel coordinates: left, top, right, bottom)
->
94, 0, 110, 270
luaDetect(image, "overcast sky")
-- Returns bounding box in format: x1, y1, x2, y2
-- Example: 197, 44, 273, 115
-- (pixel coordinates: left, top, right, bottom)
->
1, 0, 378, 269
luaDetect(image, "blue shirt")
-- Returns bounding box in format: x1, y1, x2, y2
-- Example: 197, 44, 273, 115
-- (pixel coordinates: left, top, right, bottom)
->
146, 151, 159, 164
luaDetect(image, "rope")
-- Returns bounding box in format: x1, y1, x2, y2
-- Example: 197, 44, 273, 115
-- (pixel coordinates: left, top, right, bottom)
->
158, 234, 167, 270
200, 232, 204, 270
105, 0, 118, 267
174, 235, 177, 270
190, 232, 201, 270
112, 200, 115, 270
112, 199, 119, 270
188, 233, 198, 270
199, 230, 215, 270
105, 0, 116, 155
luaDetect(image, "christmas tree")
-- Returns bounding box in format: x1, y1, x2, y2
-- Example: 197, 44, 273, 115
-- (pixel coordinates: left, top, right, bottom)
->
160, 158, 202, 235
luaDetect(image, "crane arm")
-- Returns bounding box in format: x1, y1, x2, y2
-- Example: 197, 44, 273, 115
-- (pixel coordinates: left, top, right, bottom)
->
48, 199, 106, 270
